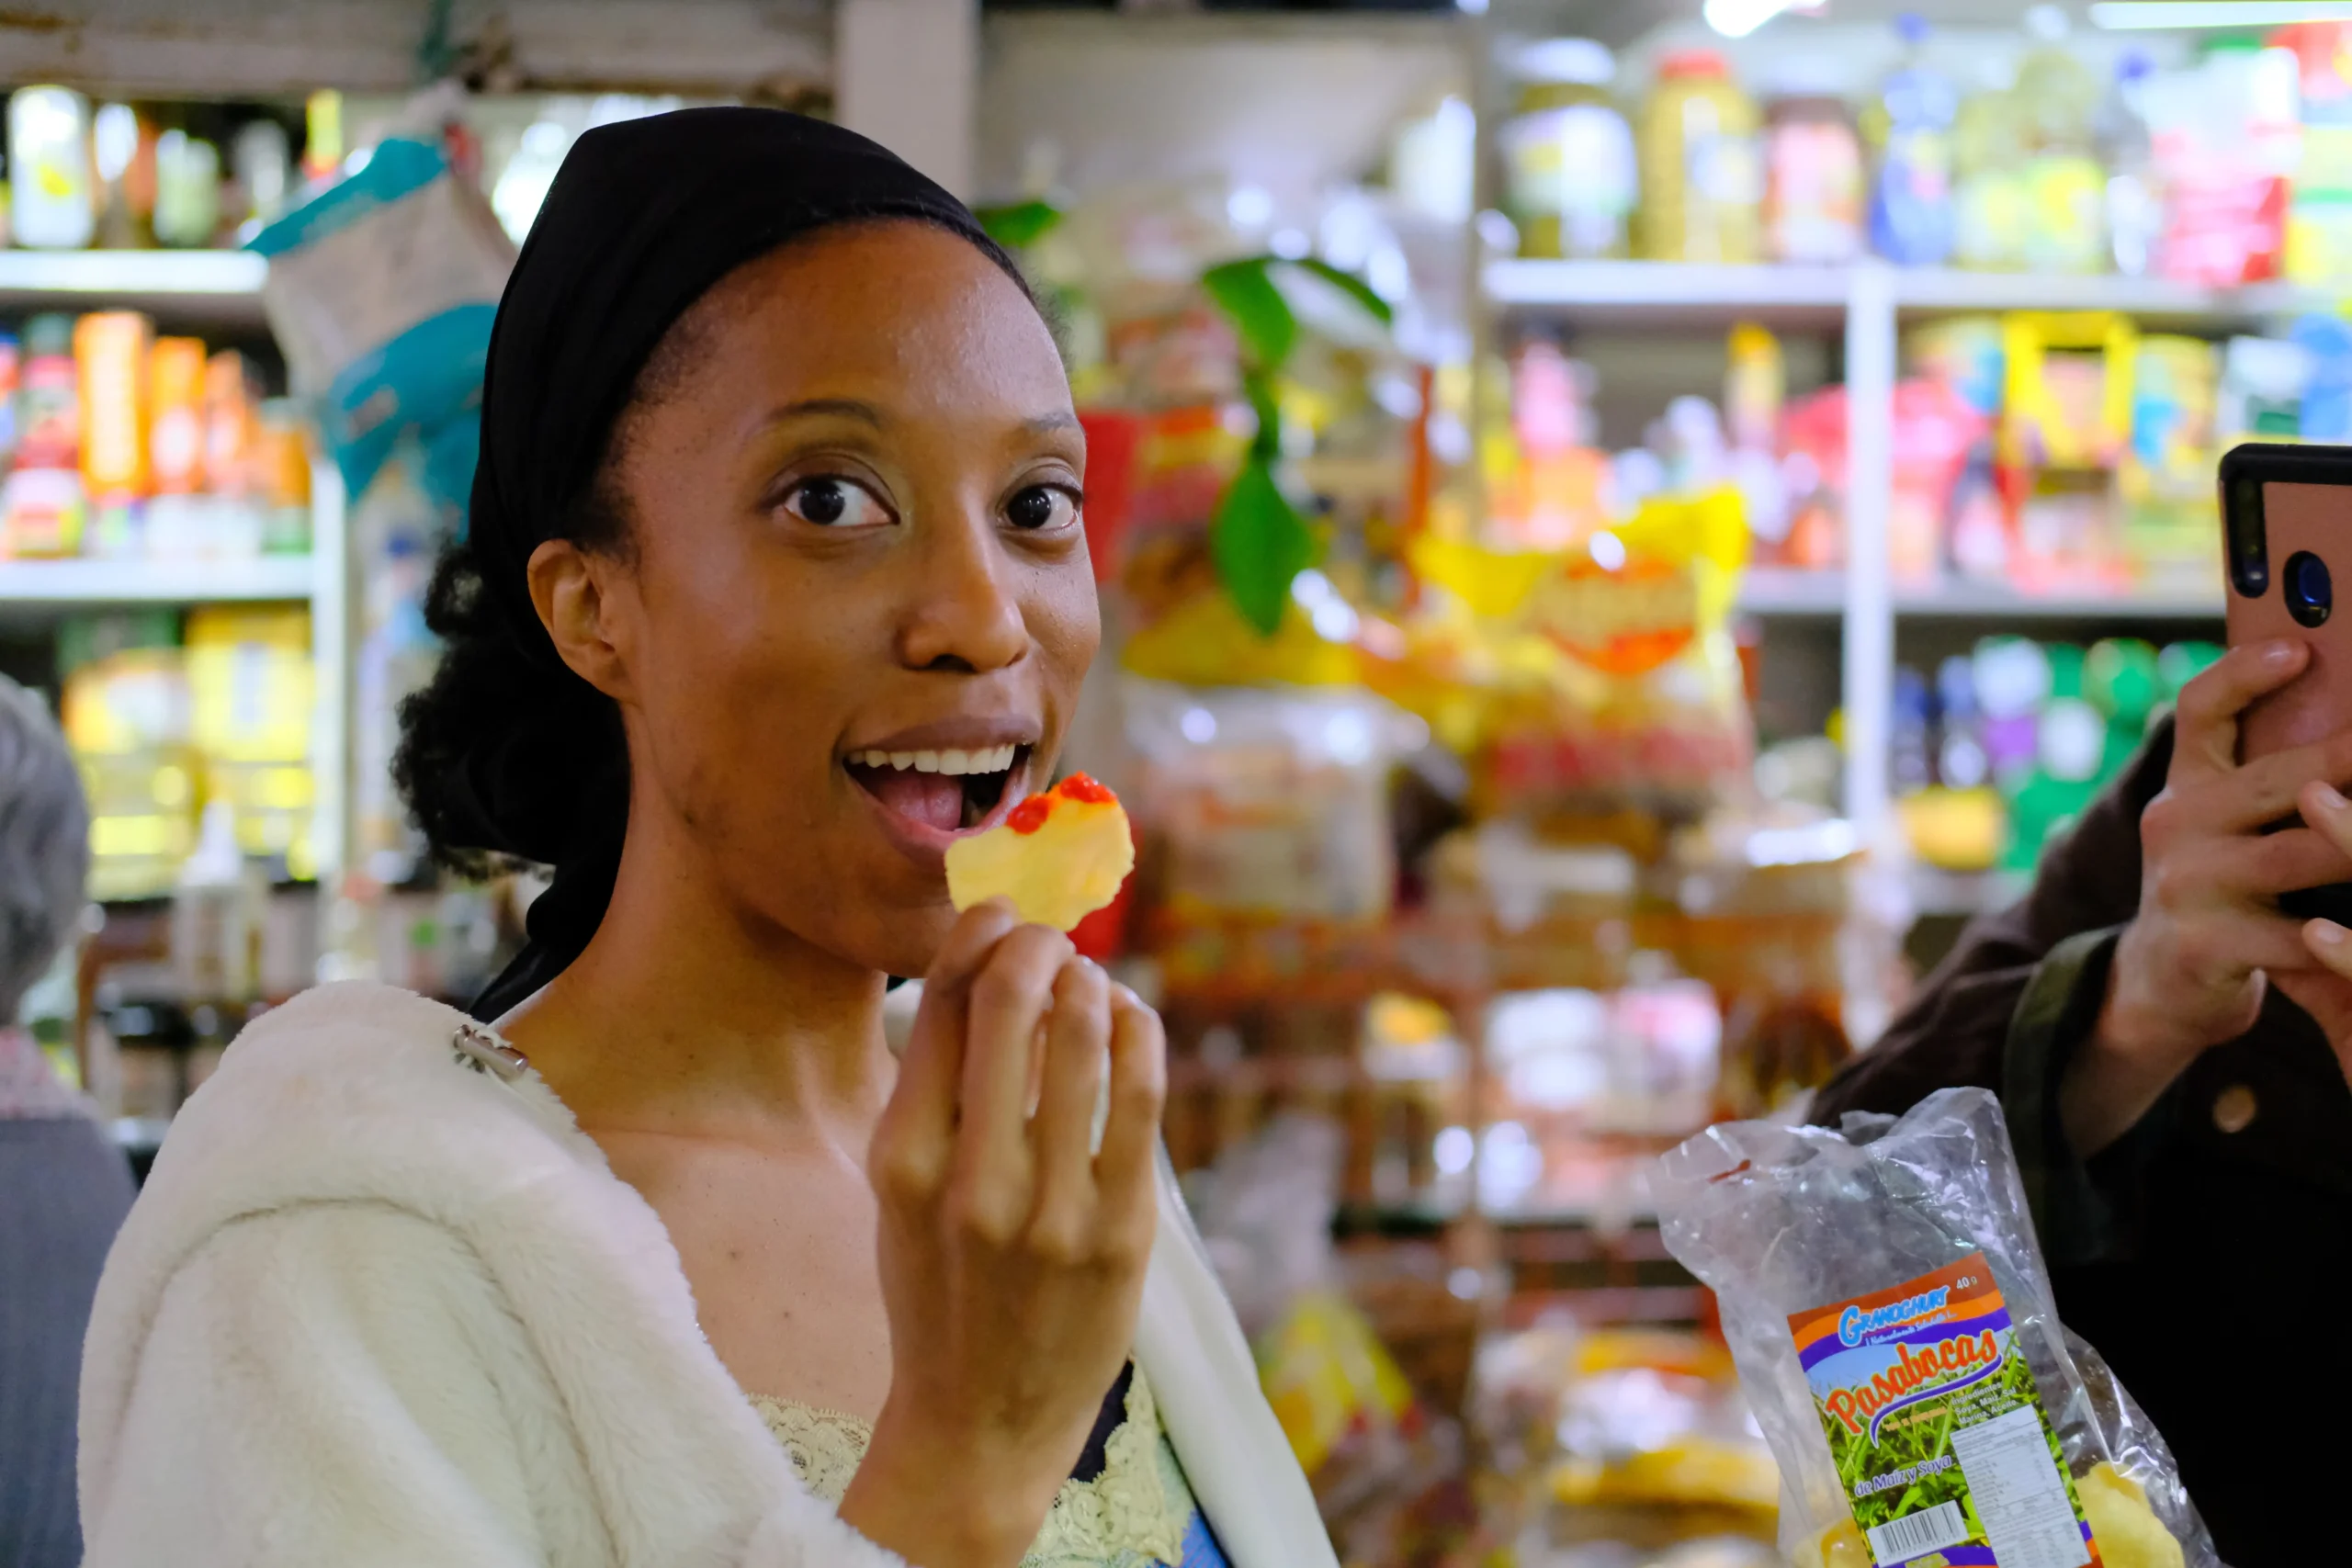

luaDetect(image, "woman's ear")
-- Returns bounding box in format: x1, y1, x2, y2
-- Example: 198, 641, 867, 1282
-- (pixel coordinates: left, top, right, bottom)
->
527, 537, 637, 703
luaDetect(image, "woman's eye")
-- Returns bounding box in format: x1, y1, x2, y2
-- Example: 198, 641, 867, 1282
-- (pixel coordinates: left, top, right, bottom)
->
784, 477, 891, 528
1006, 485, 1080, 532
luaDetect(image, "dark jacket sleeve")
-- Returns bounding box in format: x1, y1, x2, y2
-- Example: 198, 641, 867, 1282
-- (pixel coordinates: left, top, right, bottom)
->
1811, 716, 2179, 1262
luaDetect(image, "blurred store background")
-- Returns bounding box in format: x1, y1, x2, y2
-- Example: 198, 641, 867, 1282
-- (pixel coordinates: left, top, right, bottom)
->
0, 0, 2318, 1562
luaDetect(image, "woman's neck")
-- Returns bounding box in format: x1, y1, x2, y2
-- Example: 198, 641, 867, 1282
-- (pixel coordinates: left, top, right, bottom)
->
501, 802, 896, 1144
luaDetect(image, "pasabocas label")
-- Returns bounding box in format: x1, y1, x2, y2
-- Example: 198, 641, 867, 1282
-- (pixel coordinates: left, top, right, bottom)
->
1790, 1254, 2099, 1568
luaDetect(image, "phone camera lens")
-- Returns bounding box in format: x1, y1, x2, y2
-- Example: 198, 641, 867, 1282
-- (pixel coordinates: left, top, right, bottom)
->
2286, 550, 2333, 627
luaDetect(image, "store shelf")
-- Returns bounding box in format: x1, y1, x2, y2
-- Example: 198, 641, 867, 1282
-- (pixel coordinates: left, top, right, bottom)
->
1889, 267, 2319, 321
1487, 258, 1851, 322
1894, 581, 2224, 620
0, 556, 315, 611
1488, 258, 2329, 326
1737, 568, 1846, 616
0, 249, 269, 322
1737, 570, 2224, 621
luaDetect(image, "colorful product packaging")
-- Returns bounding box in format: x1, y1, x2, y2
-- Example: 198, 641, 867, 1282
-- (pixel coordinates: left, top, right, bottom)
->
4, 313, 87, 559
187, 605, 316, 870
76, 310, 153, 557
148, 336, 208, 496
1656, 1088, 2220, 1568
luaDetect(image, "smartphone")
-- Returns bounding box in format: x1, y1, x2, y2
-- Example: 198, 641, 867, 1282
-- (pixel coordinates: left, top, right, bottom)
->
2220, 441, 2352, 924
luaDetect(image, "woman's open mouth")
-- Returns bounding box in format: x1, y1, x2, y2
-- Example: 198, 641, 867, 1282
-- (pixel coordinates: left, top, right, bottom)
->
845, 743, 1031, 836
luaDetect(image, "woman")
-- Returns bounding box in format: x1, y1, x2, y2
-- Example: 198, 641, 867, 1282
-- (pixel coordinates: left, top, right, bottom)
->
1, 675, 136, 1568
79, 109, 1331, 1568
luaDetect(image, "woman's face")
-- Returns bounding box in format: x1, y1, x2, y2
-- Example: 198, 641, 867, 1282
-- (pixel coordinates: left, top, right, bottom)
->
566, 221, 1096, 977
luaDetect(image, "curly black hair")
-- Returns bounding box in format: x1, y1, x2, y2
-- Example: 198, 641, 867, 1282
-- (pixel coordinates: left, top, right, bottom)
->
387, 321, 690, 882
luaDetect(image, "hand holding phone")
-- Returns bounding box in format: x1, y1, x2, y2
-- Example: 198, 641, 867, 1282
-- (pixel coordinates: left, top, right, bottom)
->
2222, 443, 2352, 924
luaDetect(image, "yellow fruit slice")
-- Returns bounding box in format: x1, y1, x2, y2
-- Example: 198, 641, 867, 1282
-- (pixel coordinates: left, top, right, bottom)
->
945, 773, 1135, 931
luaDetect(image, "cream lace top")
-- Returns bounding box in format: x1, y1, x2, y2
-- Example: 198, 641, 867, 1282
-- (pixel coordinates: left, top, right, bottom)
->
749, 1361, 1226, 1568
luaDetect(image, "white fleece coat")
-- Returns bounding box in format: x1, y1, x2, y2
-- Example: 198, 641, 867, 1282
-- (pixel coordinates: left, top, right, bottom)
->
78, 982, 1337, 1568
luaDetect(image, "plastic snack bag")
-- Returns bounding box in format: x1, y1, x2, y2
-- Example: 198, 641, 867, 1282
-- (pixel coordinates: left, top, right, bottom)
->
250, 133, 513, 519
1654, 1088, 2218, 1568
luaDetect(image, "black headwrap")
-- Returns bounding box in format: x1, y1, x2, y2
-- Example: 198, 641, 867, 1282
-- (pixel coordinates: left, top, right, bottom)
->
439, 107, 1019, 1021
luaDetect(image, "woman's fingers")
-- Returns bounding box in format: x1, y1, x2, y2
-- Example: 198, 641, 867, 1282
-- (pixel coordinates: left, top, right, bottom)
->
2188, 728, 2352, 834
1093, 984, 1167, 1231
2301, 780, 2352, 854
1029, 958, 1112, 1237
2174, 637, 2307, 777
952, 924, 1076, 1223
2306, 919, 2352, 981
876, 900, 1022, 1194
2219, 825, 2352, 896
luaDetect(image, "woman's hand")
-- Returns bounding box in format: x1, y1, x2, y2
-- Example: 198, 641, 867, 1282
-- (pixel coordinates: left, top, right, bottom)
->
838, 899, 1166, 1568
2280, 778, 2352, 1083
2069, 639, 2352, 1152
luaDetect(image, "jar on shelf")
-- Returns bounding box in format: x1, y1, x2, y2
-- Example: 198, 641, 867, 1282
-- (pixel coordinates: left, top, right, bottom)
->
1501, 39, 1637, 261
1761, 62, 1864, 264
1637, 50, 1763, 265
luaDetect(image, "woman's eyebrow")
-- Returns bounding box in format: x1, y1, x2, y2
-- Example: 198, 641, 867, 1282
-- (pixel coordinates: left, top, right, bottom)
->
762, 397, 888, 428
1023, 412, 1081, 436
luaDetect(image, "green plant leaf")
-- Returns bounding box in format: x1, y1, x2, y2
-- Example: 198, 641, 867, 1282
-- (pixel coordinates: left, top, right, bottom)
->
976, 199, 1063, 251
1240, 367, 1283, 461
1288, 257, 1395, 326
1201, 257, 1298, 371
1211, 457, 1316, 637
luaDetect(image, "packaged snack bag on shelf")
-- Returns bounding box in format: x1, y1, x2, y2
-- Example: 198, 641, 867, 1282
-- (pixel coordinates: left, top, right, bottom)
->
1476, 1323, 1780, 1558
1125, 682, 1419, 996
61, 613, 201, 902
1189, 1113, 1476, 1568
187, 606, 316, 869
2145, 41, 2297, 287
1656, 1089, 2218, 1568
1480, 486, 1756, 827
2120, 335, 2222, 593
251, 134, 513, 518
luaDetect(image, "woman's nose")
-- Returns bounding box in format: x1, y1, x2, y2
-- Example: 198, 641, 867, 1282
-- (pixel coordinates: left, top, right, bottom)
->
896, 512, 1027, 674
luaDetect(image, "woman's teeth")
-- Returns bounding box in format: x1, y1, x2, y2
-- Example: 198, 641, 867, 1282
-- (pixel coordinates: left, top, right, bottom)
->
848, 744, 1019, 775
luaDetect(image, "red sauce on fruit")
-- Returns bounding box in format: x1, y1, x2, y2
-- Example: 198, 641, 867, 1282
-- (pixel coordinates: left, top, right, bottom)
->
1006, 795, 1052, 834
1057, 773, 1115, 805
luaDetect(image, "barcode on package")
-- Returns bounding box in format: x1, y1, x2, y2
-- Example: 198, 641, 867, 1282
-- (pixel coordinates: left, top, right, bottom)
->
1864, 1501, 1969, 1564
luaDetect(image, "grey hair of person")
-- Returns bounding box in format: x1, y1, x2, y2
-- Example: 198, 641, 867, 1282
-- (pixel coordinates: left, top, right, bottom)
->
0, 675, 90, 1022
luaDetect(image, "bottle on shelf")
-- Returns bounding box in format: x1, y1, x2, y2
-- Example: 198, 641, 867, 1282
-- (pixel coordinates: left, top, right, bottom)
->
2098, 51, 2162, 278
6, 86, 96, 251
4, 315, 87, 559
1761, 57, 1865, 265
1954, 60, 2030, 272
1866, 12, 1959, 268
2013, 12, 2109, 276
153, 129, 224, 249
1637, 50, 1762, 265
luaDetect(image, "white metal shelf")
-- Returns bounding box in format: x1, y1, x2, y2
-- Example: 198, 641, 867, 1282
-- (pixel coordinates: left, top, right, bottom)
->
0, 249, 269, 322
1736, 567, 1847, 615
1487, 258, 1851, 317
1895, 581, 2223, 620
1487, 258, 2331, 324
0, 555, 315, 608
1738, 570, 2223, 622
